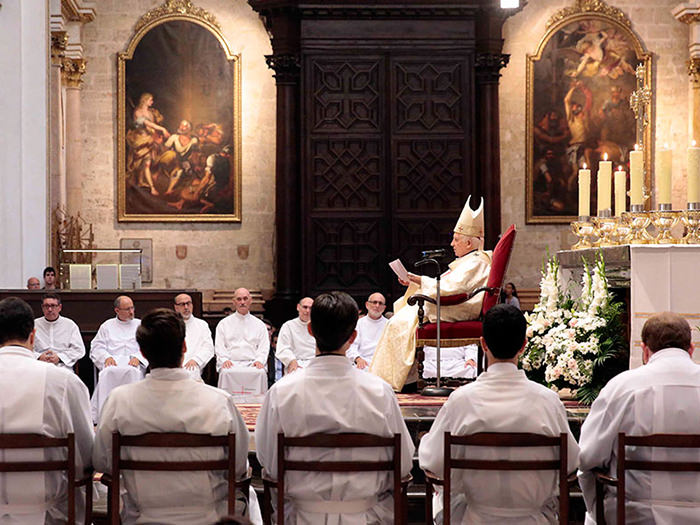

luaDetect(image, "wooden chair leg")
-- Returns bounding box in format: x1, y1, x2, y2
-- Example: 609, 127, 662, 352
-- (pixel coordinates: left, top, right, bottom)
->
425, 478, 434, 524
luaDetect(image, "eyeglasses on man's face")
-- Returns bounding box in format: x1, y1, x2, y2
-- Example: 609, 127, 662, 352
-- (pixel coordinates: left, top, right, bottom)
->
175, 301, 192, 307
367, 300, 385, 306
41, 303, 60, 309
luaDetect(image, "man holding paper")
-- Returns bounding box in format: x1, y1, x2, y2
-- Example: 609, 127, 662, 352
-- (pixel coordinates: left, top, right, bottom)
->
369, 196, 492, 391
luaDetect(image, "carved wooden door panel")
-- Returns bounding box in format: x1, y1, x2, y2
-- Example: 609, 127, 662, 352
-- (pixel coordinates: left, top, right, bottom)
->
303, 52, 475, 302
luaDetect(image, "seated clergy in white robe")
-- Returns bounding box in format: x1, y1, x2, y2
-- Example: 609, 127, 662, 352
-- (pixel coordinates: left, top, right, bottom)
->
0, 297, 93, 524
346, 292, 388, 369
93, 308, 256, 525
422, 344, 477, 380
419, 305, 579, 524
89, 295, 145, 422
275, 297, 315, 373
256, 291, 415, 524
370, 196, 491, 391
578, 312, 700, 524
215, 288, 269, 395
173, 293, 214, 379
33, 292, 85, 369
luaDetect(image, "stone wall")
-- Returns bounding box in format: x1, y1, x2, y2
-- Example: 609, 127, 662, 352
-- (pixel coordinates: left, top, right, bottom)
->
80, 0, 275, 291
500, 0, 690, 288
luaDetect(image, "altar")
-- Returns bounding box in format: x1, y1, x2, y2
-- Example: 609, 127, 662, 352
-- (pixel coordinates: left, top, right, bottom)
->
558, 244, 700, 369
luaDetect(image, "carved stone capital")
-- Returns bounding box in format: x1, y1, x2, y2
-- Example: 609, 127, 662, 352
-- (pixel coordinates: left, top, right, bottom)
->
475, 53, 510, 82
689, 57, 700, 86
61, 57, 87, 88
51, 31, 68, 66
265, 53, 301, 83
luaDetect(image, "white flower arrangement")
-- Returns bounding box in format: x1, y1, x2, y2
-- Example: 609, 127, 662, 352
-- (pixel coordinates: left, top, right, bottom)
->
521, 253, 623, 404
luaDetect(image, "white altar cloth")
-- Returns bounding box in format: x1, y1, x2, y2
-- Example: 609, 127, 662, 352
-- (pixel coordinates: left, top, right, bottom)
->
630, 244, 700, 368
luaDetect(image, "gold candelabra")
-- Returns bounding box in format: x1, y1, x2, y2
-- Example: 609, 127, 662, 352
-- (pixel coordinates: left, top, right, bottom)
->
571, 219, 597, 250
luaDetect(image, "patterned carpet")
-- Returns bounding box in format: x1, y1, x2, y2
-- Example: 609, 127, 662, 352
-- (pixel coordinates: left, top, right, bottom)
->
235, 393, 450, 431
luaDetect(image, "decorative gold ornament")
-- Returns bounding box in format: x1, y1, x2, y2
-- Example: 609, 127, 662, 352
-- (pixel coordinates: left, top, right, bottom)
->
546, 0, 631, 30
688, 57, 700, 86
51, 31, 68, 66
61, 57, 87, 88
571, 220, 597, 250
134, 0, 221, 33
677, 12, 700, 25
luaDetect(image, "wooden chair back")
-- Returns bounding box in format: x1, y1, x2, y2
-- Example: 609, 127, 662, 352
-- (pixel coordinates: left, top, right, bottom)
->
433, 431, 569, 525
0, 432, 90, 524
267, 432, 404, 525
480, 224, 517, 316
109, 432, 238, 525
610, 432, 700, 525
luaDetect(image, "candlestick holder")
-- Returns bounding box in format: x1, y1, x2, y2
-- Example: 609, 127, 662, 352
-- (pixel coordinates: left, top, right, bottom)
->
623, 211, 653, 244
613, 216, 632, 245
593, 216, 620, 247
682, 210, 700, 244
650, 210, 681, 244
571, 219, 597, 250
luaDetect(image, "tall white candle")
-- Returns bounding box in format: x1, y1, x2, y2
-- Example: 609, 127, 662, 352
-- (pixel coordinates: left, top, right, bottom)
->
630, 145, 644, 206
578, 164, 591, 217
615, 167, 626, 216
688, 140, 700, 204
656, 145, 672, 205
597, 153, 612, 213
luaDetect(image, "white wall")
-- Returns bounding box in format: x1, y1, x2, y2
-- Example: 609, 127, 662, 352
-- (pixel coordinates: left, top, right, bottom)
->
0, 0, 49, 288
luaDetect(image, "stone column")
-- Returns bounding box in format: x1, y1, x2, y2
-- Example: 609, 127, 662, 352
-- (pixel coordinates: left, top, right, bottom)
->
265, 53, 302, 325
674, 2, 700, 141
50, 31, 68, 214
61, 57, 86, 217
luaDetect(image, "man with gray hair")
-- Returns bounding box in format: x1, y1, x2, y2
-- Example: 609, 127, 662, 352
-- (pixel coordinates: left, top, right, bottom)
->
89, 295, 145, 421
33, 292, 85, 369
275, 297, 315, 373
347, 292, 388, 369
578, 311, 700, 523
173, 292, 214, 378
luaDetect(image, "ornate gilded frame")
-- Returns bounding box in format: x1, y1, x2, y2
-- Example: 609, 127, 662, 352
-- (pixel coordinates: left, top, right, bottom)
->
526, 0, 652, 224
117, 0, 241, 222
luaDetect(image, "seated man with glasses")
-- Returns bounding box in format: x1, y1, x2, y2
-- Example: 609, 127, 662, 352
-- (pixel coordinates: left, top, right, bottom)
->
347, 292, 388, 370
173, 293, 214, 379
275, 297, 315, 374
89, 295, 145, 422
33, 292, 85, 370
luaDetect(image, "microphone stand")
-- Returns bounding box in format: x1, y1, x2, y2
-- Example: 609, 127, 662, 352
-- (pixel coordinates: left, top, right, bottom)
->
415, 257, 453, 397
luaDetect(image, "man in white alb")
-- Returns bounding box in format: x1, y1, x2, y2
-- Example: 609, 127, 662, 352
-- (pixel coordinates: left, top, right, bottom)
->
93, 308, 257, 525
370, 196, 492, 391
275, 296, 315, 373
34, 292, 85, 369
347, 292, 388, 369
419, 304, 579, 524
215, 288, 269, 394
578, 311, 700, 524
256, 291, 414, 523
173, 293, 214, 379
0, 297, 93, 524
89, 295, 145, 422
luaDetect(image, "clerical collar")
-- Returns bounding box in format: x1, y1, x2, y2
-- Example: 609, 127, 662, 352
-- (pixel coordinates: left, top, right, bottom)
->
234, 311, 249, 319
44, 315, 61, 323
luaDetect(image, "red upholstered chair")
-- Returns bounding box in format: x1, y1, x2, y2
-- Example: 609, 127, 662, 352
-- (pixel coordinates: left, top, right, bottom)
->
408, 224, 517, 389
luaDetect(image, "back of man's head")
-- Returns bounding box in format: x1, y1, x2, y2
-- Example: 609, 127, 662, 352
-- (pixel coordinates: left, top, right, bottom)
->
311, 291, 358, 353
136, 308, 185, 368
0, 297, 35, 346
641, 312, 691, 353
483, 304, 526, 359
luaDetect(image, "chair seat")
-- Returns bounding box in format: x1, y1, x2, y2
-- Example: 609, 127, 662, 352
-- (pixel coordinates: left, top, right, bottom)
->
417, 321, 482, 340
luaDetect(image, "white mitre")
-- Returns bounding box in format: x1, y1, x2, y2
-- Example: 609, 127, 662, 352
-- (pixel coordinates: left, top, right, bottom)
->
454, 195, 484, 237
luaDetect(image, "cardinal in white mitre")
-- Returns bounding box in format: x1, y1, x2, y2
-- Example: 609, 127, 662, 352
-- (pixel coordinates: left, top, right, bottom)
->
369, 196, 492, 391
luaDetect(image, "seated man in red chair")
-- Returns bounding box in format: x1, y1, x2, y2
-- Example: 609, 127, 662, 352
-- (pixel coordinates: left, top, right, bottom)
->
370, 196, 492, 391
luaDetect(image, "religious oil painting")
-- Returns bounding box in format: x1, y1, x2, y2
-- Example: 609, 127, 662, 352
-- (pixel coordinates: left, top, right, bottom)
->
117, 2, 241, 222
526, 2, 651, 224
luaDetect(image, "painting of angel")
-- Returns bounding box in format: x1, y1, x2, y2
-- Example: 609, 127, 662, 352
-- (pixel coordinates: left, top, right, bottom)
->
526, 15, 650, 223
118, 17, 241, 222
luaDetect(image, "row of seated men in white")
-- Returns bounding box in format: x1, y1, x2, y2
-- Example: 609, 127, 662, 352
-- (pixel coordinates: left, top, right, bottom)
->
2, 294, 700, 524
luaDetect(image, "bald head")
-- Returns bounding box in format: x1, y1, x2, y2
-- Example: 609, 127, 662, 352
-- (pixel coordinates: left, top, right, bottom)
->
365, 292, 386, 320
297, 297, 313, 323
174, 293, 193, 320
233, 288, 252, 316
114, 295, 135, 321
27, 277, 40, 290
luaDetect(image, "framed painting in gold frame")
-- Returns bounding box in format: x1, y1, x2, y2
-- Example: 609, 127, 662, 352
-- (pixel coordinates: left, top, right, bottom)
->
526, 0, 652, 224
117, 0, 241, 222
